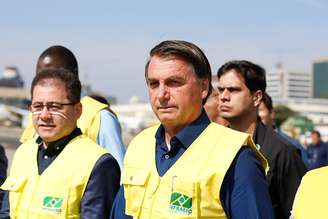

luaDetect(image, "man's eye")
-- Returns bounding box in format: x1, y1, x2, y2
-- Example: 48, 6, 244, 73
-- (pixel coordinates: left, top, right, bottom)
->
148, 81, 159, 88
33, 105, 43, 110
167, 81, 181, 87
48, 104, 61, 111
218, 88, 224, 93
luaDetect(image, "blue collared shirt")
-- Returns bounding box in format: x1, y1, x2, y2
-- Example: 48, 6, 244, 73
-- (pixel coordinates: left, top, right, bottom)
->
110, 110, 274, 219
98, 109, 126, 171
80, 92, 126, 171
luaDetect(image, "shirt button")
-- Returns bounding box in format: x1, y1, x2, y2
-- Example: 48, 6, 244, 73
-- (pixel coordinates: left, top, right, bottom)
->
164, 155, 170, 160
56, 147, 60, 150
44, 155, 48, 159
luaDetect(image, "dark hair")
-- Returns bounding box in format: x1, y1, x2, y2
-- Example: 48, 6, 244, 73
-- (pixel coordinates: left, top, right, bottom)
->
145, 40, 212, 101
311, 130, 321, 138
217, 60, 266, 93
261, 92, 273, 112
36, 45, 78, 76
31, 68, 81, 103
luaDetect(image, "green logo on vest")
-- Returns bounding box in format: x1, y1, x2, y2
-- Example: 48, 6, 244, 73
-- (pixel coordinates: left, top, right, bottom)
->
42, 196, 63, 213
169, 192, 192, 215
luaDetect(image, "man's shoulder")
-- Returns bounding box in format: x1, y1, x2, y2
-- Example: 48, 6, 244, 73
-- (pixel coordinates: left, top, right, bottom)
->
71, 135, 108, 154
305, 166, 328, 180
80, 96, 108, 114
16, 138, 38, 153
127, 125, 159, 149
260, 124, 297, 152
209, 122, 251, 140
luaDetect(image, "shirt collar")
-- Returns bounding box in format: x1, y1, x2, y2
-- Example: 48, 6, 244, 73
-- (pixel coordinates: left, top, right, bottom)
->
36, 128, 82, 156
155, 109, 211, 149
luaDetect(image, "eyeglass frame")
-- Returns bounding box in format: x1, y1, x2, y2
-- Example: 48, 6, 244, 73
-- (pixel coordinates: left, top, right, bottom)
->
29, 101, 79, 113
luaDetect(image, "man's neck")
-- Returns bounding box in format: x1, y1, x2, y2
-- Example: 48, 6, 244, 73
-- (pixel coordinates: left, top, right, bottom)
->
229, 113, 257, 136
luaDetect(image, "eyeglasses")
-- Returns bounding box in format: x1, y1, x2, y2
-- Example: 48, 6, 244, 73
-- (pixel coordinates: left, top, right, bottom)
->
29, 102, 77, 113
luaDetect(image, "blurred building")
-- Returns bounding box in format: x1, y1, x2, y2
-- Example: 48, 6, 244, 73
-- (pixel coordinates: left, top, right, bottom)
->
266, 68, 312, 100
313, 59, 328, 98
0, 67, 24, 88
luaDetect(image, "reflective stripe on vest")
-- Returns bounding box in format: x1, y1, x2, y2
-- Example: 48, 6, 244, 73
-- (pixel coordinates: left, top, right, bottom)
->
1, 135, 107, 219
123, 123, 267, 218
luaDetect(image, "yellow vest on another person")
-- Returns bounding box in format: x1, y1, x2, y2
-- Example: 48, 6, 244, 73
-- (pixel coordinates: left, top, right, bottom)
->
292, 166, 328, 219
122, 123, 268, 219
1, 135, 107, 219
20, 96, 107, 143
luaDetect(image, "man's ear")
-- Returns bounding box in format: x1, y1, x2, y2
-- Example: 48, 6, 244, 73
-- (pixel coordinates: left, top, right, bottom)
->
253, 90, 263, 107
74, 102, 82, 119
201, 79, 210, 100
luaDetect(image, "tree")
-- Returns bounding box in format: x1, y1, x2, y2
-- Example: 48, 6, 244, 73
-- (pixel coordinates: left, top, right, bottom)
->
274, 105, 298, 127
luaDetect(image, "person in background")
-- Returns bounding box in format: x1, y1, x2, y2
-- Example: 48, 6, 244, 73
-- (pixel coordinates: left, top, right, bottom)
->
306, 130, 328, 170
111, 40, 274, 219
204, 87, 229, 126
89, 94, 117, 117
217, 60, 306, 219
258, 92, 308, 168
0, 69, 120, 218
19, 45, 125, 170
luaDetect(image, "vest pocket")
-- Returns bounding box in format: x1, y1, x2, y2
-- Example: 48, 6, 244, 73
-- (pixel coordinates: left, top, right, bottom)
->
1, 176, 27, 192
1, 176, 27, 217
122, 167, 150, 217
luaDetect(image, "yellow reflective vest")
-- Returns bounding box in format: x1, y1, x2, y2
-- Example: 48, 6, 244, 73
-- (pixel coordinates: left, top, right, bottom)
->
292, 166, 328, 219
1, 135, 107, 219
122, 123, 268, 218
20, 96, 108, 143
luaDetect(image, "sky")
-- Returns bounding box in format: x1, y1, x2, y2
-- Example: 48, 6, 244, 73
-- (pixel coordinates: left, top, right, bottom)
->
1, 0, 328, 103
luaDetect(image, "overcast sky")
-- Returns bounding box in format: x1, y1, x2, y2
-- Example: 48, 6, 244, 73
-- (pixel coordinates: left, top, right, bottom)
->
1, 0, 328, 103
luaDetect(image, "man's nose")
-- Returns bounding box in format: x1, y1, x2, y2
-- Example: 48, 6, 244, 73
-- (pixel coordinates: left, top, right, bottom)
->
39, 106, 52, 120
220, 89, 230, 101
157, 84, 169, 101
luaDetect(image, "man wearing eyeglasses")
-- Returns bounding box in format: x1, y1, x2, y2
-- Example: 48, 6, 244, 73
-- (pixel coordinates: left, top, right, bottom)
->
0, 69, 120, 218
20, 45, 126, 171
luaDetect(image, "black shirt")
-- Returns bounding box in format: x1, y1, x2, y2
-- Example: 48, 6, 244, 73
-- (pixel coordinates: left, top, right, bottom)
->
254, 120, 307, 219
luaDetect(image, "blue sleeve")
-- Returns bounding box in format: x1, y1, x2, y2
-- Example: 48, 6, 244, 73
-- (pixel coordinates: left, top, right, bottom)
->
81, 154, 121, 219
98, 110, 126, 171
220, 147, 274, 219
110, 186, 132, 219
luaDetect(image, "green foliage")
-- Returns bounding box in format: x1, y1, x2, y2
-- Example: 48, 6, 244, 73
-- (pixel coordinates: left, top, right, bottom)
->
274, 105, 298, 127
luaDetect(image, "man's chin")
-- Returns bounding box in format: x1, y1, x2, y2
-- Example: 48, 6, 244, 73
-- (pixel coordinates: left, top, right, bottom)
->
37, 131, 58, 142
220, 113, 235, 121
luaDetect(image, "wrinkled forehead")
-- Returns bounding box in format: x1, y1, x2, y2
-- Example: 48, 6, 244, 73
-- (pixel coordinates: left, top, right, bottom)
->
148, 55, 196, 78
